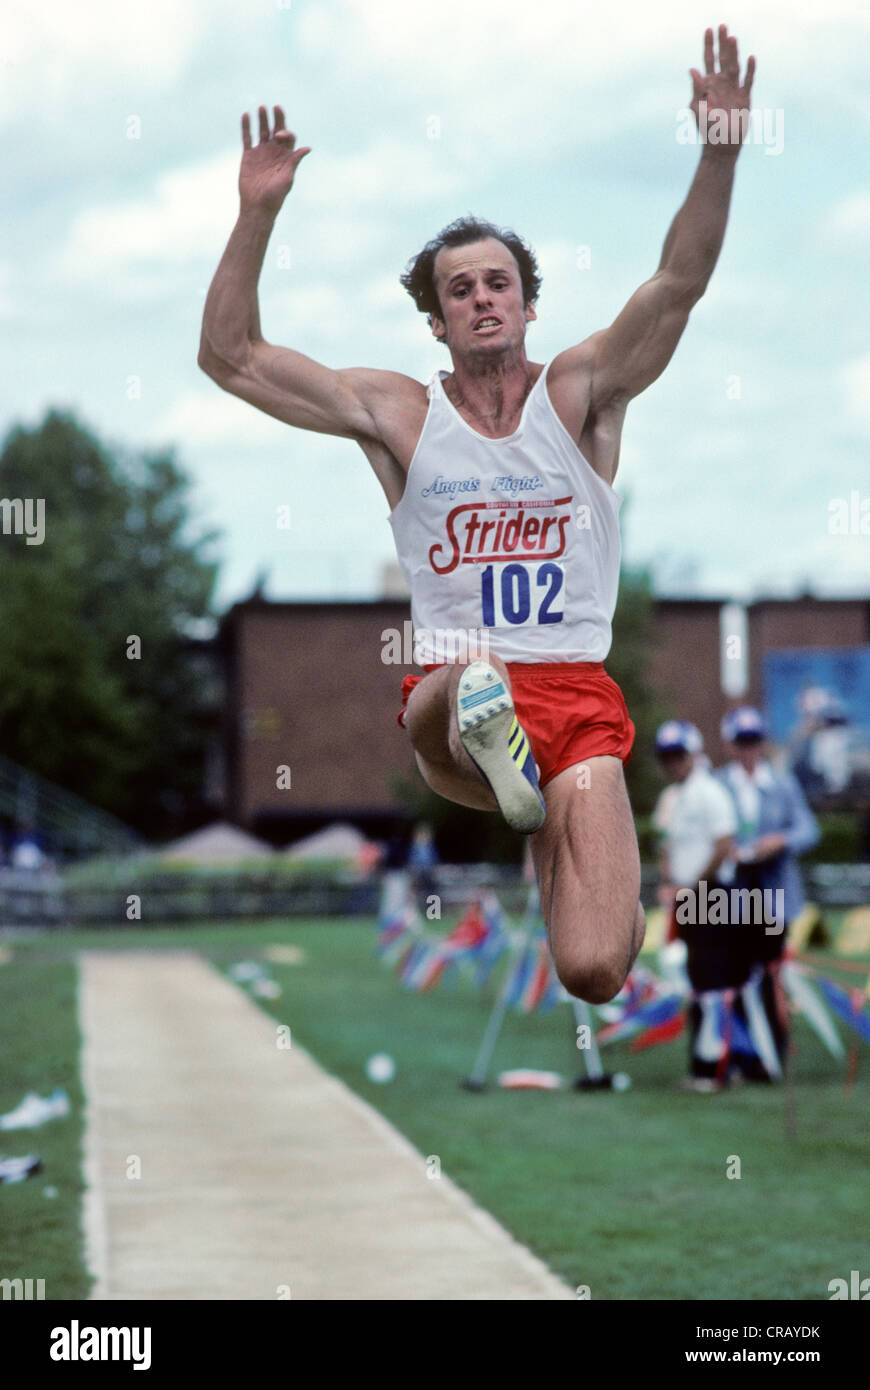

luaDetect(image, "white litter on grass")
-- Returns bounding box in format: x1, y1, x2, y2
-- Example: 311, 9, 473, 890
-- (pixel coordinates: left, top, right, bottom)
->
0, 1088, 70, 1130
251, 979, 282, 1000
498, 1069, 563, 1091
365, 1054, 396, 1084
228, 961, 267, 983
43, 1186, 59, 1199
263, 945, 306, 966
0, 1153, 41, 1183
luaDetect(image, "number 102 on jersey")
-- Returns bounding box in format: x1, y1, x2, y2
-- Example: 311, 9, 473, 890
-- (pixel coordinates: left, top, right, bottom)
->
480, 562, 565, 627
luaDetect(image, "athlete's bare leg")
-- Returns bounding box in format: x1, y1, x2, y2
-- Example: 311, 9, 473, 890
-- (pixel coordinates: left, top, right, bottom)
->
404, 657, 511, 811
531, 756, 645, 1003
407, 669, 643, 1002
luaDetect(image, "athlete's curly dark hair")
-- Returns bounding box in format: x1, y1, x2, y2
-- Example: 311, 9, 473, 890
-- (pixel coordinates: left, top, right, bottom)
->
399, 216, 542, 341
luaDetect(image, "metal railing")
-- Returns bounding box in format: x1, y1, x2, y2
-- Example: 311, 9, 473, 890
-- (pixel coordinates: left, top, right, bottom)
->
0, 868, 67, 927
0, 755, 140, 860
0, 862, 867, 930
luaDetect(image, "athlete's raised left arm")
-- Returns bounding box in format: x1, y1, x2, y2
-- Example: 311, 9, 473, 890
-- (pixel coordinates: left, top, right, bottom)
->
586, 24, 755, 410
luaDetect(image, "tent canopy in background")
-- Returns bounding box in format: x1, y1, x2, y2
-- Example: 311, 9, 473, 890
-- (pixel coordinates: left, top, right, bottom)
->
282, 822, 373, 862
161, 822, 274, 863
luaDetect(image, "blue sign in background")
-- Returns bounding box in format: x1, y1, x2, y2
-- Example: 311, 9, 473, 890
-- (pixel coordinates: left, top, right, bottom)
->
763, 646, 870, 742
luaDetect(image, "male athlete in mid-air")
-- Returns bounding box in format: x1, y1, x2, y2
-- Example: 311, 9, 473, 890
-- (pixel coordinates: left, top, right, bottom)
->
199, 24, 755, 1003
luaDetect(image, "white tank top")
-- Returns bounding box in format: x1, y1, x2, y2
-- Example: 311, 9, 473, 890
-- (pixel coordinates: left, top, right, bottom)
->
388, 359, 622, 665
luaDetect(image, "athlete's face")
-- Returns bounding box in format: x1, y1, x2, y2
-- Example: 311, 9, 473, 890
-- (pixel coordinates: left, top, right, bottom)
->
429, 238, 536, 355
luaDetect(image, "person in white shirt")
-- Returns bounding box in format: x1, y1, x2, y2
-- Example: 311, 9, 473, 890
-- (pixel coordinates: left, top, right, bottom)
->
653, 721, 738, 1092
654, 722, 736, 896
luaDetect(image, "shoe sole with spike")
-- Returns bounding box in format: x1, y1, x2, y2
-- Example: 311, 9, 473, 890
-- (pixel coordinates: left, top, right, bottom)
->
456, 661, 546, 834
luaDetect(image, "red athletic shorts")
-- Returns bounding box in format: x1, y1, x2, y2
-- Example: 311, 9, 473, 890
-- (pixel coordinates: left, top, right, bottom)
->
397, 661, 635, 788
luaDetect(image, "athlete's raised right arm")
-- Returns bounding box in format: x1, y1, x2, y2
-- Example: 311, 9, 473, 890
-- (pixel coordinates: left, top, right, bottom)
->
197, 105, 379, 441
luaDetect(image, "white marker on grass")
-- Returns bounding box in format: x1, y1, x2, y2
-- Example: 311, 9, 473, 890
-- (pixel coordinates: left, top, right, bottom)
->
365, 1053, 396, 1084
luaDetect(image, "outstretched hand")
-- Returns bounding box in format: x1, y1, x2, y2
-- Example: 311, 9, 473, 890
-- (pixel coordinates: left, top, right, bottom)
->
689, 24, 755, 150
239, 105, 311, 214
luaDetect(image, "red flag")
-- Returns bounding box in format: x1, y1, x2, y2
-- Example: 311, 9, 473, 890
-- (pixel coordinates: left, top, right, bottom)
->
629, 1013, 686, 1051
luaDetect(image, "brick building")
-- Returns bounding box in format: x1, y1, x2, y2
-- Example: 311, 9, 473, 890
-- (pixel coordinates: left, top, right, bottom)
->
215, 593, 870, 842
217, 596, 419, 841
649, 596, 870, 756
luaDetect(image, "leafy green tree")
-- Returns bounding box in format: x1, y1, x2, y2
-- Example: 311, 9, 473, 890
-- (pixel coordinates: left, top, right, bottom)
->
606, 562, 670, 818
0, 410, 220, 837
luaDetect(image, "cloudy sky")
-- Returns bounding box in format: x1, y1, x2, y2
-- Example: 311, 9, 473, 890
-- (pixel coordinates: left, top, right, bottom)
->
4, 0, 868, 611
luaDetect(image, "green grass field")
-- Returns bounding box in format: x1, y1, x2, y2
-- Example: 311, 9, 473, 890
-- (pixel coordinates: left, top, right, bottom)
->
0, 954, 89, 1299
2, 917, 869, 1300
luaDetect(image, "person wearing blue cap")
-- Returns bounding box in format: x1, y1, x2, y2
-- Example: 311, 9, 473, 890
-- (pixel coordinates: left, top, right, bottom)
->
652, 720, 739, 1092
717, 707, 820, 1078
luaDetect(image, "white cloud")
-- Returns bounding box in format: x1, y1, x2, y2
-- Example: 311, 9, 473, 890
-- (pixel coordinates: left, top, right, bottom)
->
56, 130, 464, 288
820, 191, 870, 251
269, 281, 348, 320
304, 136, 463, 207
841, 354, 870, 430
359, 272, 411, 312
2, 0, 204, 120
5, 0, 870, 607
146, 388, 290, 449
305, 0, 870, 116
58, 151, 240, 279
283, 213, 395, 269
0, 262, 14, 319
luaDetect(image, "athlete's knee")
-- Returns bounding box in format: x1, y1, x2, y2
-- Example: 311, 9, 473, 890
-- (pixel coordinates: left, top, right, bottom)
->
551, 899, 643, 1004
554, 949, 628, 1005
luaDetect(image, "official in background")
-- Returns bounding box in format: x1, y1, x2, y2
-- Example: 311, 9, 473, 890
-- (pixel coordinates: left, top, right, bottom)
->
717, 706, 820, 1076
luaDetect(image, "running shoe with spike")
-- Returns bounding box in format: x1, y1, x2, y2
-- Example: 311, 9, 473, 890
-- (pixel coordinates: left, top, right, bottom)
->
456, 660, 546, 833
